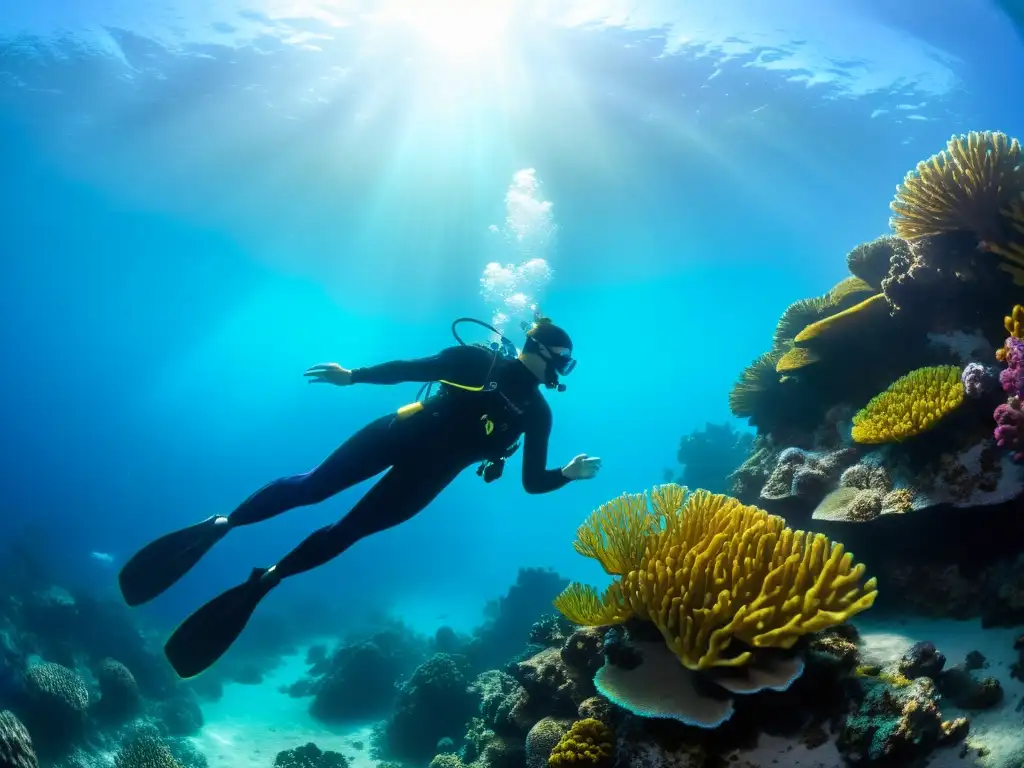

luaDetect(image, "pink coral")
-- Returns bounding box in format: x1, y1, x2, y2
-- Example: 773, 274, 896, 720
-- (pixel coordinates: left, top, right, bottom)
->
999, 337, 1024, 395
994, 396, 1024, 462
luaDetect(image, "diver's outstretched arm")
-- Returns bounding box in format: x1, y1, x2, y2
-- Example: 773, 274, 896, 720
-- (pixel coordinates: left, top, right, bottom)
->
350, 344, 489, 385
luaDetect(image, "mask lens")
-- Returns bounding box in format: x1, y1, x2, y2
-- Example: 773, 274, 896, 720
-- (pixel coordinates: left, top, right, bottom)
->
554, 352, 576, 376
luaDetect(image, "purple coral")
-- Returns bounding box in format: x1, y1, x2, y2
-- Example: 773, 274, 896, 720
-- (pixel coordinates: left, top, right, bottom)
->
994, 396, 1024, 462
999, 337, 1024, 396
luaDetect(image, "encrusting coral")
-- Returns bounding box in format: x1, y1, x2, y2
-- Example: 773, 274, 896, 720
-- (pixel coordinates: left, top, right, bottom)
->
553, 485, 877, 671
850, 365, 965, 444
546, 718, 613, 767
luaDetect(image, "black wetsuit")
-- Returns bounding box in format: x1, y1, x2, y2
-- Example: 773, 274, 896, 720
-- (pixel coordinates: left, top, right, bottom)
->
227, 344, 570, 579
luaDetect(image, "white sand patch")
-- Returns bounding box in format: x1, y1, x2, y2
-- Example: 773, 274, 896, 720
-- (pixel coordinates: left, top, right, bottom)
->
190, 649, 380, 768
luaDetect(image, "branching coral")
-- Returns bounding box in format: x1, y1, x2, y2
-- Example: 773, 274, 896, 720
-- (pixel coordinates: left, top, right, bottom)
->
547, 719, 613, 768
997, 304, 1024, 362
554, 485, 877, 671
889, 131, 1024, 244
994, 309, 1024, 461
850, 365, 965, 444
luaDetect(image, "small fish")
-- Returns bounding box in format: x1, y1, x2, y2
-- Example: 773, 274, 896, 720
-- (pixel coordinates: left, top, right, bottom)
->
90, 551, 114, 565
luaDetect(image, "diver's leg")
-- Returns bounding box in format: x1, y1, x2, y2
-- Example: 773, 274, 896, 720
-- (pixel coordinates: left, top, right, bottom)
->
120, 415, 400, 607
162, 460, 464, 679
268, 460, 464, 579
227, 414, 398, 526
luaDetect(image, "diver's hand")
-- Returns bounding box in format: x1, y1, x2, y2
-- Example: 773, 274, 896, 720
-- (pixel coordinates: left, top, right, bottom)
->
304, 363, 353, 386
561, 454, 602, 481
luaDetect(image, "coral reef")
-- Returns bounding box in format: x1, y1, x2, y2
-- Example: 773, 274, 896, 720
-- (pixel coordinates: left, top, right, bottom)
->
273, 743, 349, 768
667, 422, 754, 495
373, 653, 477, 765
291, 624, 426, 724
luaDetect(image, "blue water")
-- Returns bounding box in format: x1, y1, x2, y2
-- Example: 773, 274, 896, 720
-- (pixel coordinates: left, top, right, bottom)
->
0, 0, 1021, 640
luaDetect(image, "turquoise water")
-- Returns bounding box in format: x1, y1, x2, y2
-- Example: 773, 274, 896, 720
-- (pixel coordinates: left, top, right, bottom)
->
1, 0, 1022, 663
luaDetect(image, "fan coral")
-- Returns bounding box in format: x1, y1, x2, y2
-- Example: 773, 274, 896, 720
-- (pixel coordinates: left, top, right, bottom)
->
547, 719, 613, 768
553, 485, 877, 670
728, 351, 783, 418
794, 293, 888, 344
889, 131, 1024, 244
847, 236, 911, 289
851, 365, 965, 444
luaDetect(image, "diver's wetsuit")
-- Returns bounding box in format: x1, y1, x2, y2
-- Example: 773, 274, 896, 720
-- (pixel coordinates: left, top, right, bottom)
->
227, 344, 569, 579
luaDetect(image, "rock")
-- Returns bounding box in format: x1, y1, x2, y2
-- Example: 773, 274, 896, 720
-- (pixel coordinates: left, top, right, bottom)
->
896, 641, 945, 680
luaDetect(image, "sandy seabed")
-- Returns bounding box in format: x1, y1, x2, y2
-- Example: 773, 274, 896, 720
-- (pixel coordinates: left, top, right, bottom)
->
187, 618, 1024, 768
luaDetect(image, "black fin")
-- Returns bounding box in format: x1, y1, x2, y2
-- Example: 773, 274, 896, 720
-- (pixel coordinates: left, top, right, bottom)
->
118, 516, 229, 607
163, 568, 274, 679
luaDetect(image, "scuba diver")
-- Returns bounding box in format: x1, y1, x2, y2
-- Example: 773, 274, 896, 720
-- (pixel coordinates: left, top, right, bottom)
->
118, 316, 601, 679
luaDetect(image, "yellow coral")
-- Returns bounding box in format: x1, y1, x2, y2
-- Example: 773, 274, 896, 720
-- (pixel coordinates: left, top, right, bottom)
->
572, 492, 661, 575
889, 131, 1024, 243
553, 582, 632, 627
851, 365, 964, 444
827, 276, 875, 306
776, 345, 821, 372
548, 719, 614, 768
997, 304, 1024, 362
793, 293, 888, 343
555, 486, 878, 671
728, 350, 783, 418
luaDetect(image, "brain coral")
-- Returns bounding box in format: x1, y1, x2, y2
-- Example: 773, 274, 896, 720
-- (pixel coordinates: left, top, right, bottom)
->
547, 719, 613, 768
554, 485, 877, 671
24, 662, 89, 715
851, 365, 965, 444
115, 737, 183, 768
